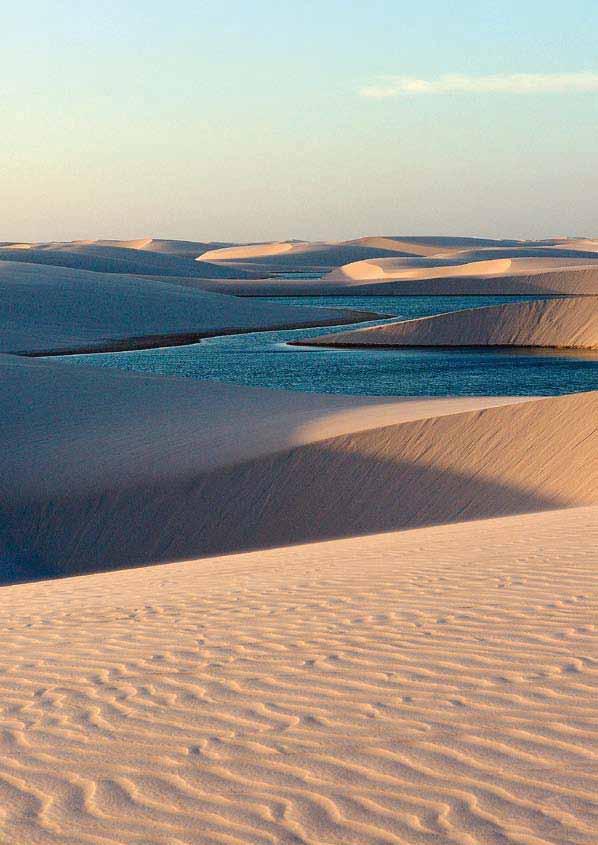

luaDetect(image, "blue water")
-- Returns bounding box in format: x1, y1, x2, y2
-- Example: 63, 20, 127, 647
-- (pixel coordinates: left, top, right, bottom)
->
56, 296, 598, 397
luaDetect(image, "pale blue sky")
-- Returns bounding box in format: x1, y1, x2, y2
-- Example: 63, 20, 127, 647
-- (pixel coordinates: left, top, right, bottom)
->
3, 1, 597, 241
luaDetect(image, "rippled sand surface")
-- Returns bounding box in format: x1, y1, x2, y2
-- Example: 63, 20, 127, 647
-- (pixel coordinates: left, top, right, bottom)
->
1, 505, 596, 844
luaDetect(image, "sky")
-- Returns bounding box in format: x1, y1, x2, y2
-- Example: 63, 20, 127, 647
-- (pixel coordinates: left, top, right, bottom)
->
2, 0, 598, 242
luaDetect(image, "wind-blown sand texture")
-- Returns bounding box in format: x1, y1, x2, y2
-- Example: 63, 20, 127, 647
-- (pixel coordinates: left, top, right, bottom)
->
0, 504, 596, 844
304, 297, 598, 349
3, 353, 597, 580
0, 261, 374, 354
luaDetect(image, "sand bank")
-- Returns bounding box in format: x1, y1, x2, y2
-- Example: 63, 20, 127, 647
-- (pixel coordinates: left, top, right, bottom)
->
302, 297, 598, 349
0, 261, 374, 355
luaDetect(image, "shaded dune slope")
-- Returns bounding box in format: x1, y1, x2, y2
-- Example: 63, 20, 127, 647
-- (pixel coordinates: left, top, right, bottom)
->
304, 297, 598, 349
0, 245, 257, 279
0, 261, 371, 354
2, 358, 596, 582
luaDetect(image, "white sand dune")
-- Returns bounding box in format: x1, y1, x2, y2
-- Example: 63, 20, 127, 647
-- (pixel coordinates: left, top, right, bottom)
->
0, 261, 371, 354
323, 255, 598, 296
201, 236, 598, 273
0, 243, 257, 279
433, 246, 598, 261
197, 240, 426, 271
329, 256, 516, 281
346, 234, 598, 257
305, 297, 598, 349
3, 353, 596, 580
328, 255, 598, 281
200, 241, 300, 260
94, 238, 236, 258
189, 249, 598, 297
553, 237, 598, 252
6, 238, 234, 258
7, 238, 235, 259
198, 265, 598, 297
9, 236, 597, 292
0, 503, 596, 844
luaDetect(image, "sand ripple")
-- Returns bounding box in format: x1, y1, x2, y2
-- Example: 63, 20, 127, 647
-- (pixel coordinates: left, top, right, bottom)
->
0, 506, 596, 843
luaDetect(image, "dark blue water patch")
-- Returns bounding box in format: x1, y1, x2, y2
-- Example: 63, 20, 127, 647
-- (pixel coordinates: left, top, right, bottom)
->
53, 296, 598, 397
256, 294, 549, 318
268, 272, 324, 280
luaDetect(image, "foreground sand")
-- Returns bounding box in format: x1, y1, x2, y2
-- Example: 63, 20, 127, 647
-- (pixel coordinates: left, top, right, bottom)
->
0, 505, 596, 844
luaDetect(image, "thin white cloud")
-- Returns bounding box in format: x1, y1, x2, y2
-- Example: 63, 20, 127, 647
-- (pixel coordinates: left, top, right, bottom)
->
359, 72, 598, 98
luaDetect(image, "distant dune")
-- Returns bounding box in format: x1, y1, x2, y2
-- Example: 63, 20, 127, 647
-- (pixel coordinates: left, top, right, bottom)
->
3, 357, 596, 581
0, 244, 257, 279
6, 237, 236, 258
348, 234, 598, 258
200, 241, 300, 260
198, 240, 417, 272
198, 236, 572, 273
322, 255, 598, 295
304, 297, 598, 349
199, 235, 598, 274
0, 261, 372, 355
5, 236, 598, 292
94, 238, 236, 258
327, 254, 598, 281
190, 238, 598, 295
